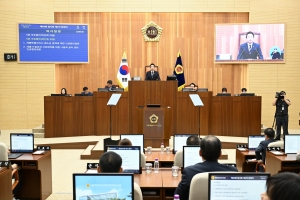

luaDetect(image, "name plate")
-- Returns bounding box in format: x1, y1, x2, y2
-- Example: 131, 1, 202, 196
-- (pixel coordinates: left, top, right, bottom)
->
0, 161, 11, 168
267, 147, 281, 151
86, 163, 98, 169
236, 144, 248, 148
37, 146, 51, 151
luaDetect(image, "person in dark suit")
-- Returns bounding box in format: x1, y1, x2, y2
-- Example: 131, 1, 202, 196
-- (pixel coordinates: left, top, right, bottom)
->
271, 48, 281, 59
237, 31, 264, 60
222, 87, 227, 93
145, 63, 160, 80
174, 135, 238, 200
105, 80, 116, 91
255, 128, 276, 164
81, 86, 93, 96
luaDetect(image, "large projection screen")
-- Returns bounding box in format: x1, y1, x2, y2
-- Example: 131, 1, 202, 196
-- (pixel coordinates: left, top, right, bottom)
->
18, 23, 89, 63
215, 23, 285, 64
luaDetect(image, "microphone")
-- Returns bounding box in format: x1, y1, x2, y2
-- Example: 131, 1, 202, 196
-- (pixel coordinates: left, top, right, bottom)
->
255, 47, 261, 59
238, 48, 245, 59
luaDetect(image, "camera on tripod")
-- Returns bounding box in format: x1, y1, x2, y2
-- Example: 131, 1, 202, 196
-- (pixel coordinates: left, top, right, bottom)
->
275, 91, 285, 99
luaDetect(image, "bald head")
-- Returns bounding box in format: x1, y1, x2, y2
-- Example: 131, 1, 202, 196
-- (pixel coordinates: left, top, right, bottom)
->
200, 135, 221, 161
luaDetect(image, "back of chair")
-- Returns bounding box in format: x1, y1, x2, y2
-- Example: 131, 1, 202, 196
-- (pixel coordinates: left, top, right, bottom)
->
189, 172, 210, 200
140, 153, 146, 168
174, 150, 183, 167
0, 142, 8, 161
268, 141, 284, 149
134, 182, 143, 200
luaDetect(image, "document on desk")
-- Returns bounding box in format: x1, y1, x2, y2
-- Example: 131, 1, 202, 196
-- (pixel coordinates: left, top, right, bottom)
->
33, 150, 45, 155
238, 148, 246, 151
86, 169, 97, 173
270, 151, 284, 155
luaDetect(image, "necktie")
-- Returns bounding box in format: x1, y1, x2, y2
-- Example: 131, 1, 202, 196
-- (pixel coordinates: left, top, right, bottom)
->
151, 71, 154, 76
248, 44, 252, 51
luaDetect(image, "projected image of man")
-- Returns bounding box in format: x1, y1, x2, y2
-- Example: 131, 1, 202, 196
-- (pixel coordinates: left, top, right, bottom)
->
237, 31, 264, 60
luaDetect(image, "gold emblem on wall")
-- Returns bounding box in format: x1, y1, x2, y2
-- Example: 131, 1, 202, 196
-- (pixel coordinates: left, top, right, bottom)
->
141, 21, 163, 42
149, 114, 159, 123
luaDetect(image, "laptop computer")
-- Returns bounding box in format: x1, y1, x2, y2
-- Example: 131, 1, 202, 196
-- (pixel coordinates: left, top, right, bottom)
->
9, 133, 34, 159
183, 146, 202, 168
248, 135, 265, 150
120, 134, 144, 151
173, 134, 198, 154
106, 146, 141, 174
208, 172, 270, 200
284, 134, 300, 153
73, 173, 134, 200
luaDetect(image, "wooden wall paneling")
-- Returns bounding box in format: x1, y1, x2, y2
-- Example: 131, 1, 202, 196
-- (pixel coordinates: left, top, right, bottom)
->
221, 97, 233, 136
210, 97, 222, 135
199, 92, 212, 136
111, 92, 129, 135
63, 97, 75, 137
44, 96, 54, 138
94, 92, 111, 136
78, 97, 95, 136
232, 97, 243, 135
250, 96, 262, 135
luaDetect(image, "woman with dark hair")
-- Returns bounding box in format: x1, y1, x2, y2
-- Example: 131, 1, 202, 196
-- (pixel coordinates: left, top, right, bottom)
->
221, 87, 227, 93
61, 88, 67, 95
261, 172, 300, 200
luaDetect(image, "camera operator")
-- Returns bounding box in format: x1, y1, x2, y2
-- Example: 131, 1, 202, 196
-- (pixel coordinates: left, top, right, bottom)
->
272, 91, 291, 140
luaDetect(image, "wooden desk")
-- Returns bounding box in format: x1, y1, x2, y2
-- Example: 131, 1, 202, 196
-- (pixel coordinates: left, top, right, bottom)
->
265, 152, 300, 175
134, 171, 162, 200
235, 149, 257, 172
9, 152, 52, 200
161, 169, 181, 200
0, 167, 13, 200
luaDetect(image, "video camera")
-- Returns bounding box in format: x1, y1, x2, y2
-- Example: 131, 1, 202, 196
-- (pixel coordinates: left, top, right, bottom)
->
275, 91, 285, 99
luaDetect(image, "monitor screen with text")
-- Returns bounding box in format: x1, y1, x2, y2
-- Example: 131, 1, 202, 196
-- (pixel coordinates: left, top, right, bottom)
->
209, 173, 270, 200
173, 134, 198, 153
183, 146, 202, 168
106, 146, 141, 174
284, 134, 300, 154
73, 173, 134, 200
120, 134, 144, 151
248, 135, 265, 150
10, 133, 34, 153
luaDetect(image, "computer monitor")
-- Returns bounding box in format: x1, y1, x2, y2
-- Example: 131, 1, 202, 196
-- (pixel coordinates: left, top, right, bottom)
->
10, 133, 34, 153
50, 94, 65, 96
120, 134, 144, 151
284, 134, 300, 153
73, 173, 134, 200
240, 93, 255, 96
248, 135, 265, 150
166, 75, 177, 81
173, 134, 198, 154
197, 88, 208, 92
106, 146, 141, 174
115, 88, 124, 92
182, 88, 196, 92
98, 88, 108, 92
216, 93, 231, 96
183, 146, 202, 168
208, 172, 270, 200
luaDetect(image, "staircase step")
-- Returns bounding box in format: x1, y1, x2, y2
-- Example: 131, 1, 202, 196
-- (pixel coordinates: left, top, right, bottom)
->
32, 125, 44, 134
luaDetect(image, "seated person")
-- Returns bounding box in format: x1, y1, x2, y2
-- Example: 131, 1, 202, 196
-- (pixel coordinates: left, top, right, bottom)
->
271, 48, 281, 60
261, 172, 300, 200
145, 63, 160, 81
118, 138, 146, 168
186, 83, 198, 91
174, 135, 237, 200
81, 86, 93, 96
222, 87, 227, 93
174, 135, 201, 167
105, 80, 116, 90
255, 128, 276, 164
237, 31, 263, 60
61, 88, 67, 95
97, 152, 143, 200
241, 88, 247, 93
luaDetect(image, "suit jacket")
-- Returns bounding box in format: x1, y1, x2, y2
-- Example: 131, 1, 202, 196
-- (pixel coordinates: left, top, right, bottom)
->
174, 160, 238, 200
145, 70, 160, 81
237, 42, 264, 60
255, 139, 276, 162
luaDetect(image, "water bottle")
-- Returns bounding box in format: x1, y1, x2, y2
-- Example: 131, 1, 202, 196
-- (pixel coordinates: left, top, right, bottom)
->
174, 194, 180, 200
154, 158, 159, 173
160, 143, 164, 153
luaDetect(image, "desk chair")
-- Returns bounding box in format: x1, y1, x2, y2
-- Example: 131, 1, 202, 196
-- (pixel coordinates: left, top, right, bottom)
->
174, 150, 183, 167
0, 142, 20, 192
141, 153, 146, 168
134, 182, 143, 200
189, 172, 239, 200
256, 162, 266, 172
268, 141, 284, 149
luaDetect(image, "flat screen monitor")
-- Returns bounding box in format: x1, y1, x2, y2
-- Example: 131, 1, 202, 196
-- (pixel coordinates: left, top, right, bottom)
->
51, 94, 65, 96
248, 135, 265, 150
173, 134, 198, 154
182, 88, 197, 92
98, 88, 108, 92
167, 75, 177, 81
208, 172, 270, 200
10, 133, 34, 153
73, 173, 134, 200
215, 23, 285, 64
216, 93, 231, 96
183, 146, 202, 168
197, 88, 208, 92
106, 146, 141, 174
120, 134, 144, 151
284, 134, 300, 154
240, 93, 255, 96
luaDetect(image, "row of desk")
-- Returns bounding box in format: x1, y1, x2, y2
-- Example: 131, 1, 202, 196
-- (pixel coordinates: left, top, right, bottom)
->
236, 149, 300, 175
